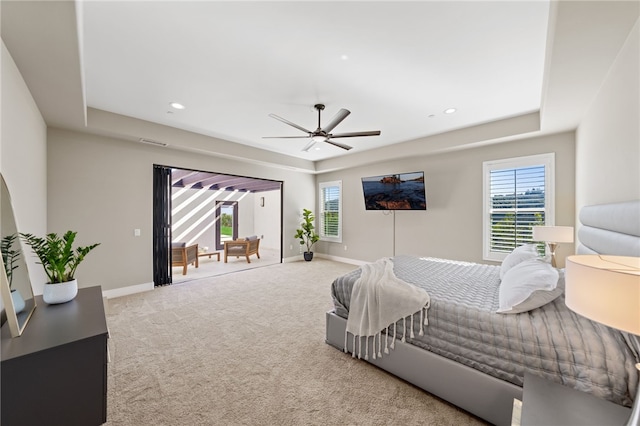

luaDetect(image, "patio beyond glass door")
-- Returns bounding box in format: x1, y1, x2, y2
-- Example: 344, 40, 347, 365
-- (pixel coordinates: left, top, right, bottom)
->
216, 201, 238, 251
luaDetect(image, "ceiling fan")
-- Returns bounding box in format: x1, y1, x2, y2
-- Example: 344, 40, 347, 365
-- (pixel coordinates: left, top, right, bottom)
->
263, 104, 381, 151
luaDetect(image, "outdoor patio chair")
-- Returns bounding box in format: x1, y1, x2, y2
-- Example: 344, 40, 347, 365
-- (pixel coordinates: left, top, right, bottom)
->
172, 242, 199, 275
224, 236, 260, 263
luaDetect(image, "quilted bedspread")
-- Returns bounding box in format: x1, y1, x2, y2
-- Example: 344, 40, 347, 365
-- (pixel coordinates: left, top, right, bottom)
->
331, 255, 639, 407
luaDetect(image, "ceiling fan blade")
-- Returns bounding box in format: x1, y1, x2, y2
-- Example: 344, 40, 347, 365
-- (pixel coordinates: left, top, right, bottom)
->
268, 113, 312, 134
325, 139, 353, 151
262, 136, 310, 139
321, 108, 350, 133
301, 140, 317, 152
329, 130, 381, 139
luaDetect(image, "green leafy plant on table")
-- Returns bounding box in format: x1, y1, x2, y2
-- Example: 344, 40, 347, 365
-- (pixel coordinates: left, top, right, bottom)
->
20, 231, 100, 284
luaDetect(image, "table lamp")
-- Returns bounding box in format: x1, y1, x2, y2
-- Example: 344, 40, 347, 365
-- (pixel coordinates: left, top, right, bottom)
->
565, 255, 640, 426
532, 226, 574, 267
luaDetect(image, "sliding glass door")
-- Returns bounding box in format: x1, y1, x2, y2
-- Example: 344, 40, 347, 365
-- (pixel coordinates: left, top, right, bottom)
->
153, 165, 283, 283
152, 165, 172, 286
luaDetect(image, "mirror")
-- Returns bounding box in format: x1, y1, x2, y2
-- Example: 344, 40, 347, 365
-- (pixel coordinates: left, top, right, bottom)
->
0, 174, 36, 337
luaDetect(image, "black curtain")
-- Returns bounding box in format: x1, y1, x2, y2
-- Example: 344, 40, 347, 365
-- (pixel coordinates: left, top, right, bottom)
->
153, 165, 172, 286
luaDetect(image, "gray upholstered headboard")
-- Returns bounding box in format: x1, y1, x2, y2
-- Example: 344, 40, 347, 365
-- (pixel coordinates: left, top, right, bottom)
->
577, 200, 640, 257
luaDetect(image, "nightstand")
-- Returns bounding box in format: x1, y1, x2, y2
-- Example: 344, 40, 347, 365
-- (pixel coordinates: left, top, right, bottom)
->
516, 372, 632, 426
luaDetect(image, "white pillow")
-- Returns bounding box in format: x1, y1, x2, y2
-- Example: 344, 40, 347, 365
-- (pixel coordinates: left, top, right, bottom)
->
497, 258, 561, 314
500, 244, 539, 279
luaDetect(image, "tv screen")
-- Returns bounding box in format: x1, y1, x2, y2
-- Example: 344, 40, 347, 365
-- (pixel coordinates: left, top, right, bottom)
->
362, 172, 427, 210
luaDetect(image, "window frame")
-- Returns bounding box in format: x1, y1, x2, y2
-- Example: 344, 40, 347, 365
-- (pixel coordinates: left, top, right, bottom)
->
318, 180, 342, 243
482, 153, 555, 262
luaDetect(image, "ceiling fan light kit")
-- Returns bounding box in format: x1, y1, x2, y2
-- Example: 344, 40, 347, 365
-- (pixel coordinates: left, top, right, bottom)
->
264, 104, 381, 151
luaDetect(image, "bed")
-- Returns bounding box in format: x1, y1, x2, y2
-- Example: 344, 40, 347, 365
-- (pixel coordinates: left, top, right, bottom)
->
325, 200, 640, 426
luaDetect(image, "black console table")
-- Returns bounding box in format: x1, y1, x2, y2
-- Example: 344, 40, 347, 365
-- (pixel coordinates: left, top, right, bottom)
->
1, 286, 108, 425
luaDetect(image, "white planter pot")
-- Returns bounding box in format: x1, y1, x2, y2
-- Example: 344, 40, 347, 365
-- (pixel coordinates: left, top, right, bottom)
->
43, 279, 78, 304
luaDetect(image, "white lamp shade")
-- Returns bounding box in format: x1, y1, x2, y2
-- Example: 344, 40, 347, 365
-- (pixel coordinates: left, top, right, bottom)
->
532, 226, 574, 243
565, 255, 640, 335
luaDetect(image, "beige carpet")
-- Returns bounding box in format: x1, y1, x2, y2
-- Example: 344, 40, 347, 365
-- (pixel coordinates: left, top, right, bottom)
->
105, 259, 488, 425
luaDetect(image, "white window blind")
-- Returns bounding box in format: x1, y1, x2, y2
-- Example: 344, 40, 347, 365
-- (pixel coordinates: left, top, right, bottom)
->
483, 154, 554, 261
319, 181, 342, 243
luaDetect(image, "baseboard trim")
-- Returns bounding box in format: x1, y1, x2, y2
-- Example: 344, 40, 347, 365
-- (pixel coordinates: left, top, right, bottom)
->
283, 254, 365, 265
102, 282, 154, 299
101, 256, 362, 298
282, 256, 304, 263
315, 253, 367, 266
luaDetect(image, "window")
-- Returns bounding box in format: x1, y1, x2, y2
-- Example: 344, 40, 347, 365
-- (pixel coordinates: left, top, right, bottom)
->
319, 181, 342, 243
483, 153, 555, 262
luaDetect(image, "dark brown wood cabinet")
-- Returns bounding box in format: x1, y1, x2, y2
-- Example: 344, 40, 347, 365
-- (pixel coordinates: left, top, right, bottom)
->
1, 286, 108, 425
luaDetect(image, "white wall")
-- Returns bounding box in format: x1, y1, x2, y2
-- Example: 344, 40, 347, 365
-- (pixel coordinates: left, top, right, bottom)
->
253, 189, 281, 250
47, 127, 313, 292
1, 41, 48, 294
237, 194, 254, 239
316, 131, 576, 266
575, 18, 640, 213
171, 186, 281, 252
172, 187, 245, 250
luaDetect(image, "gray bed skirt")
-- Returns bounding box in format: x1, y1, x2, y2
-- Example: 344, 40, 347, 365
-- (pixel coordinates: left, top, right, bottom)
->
326, 310, 522, 426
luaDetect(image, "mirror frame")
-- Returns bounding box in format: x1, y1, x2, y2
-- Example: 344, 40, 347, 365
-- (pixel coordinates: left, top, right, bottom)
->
0, 174, 36, 337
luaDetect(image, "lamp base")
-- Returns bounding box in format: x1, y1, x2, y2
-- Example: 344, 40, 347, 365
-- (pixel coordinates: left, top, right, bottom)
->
547, 242, 558, 267
628, 363, 640, 426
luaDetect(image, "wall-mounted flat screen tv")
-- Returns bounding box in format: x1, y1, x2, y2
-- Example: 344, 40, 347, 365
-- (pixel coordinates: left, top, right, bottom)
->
361, 171, 427, 210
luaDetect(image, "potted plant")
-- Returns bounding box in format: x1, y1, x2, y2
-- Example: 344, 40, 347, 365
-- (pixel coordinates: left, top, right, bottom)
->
1, 233, 25, 313
294, 208, 320, 261
20, 231, 99, 304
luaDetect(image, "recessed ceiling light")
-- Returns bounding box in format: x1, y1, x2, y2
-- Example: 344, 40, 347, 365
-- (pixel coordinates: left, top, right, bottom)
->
444, 108, 457, 114
170, 102, 186, 110
340, 54, 349, 61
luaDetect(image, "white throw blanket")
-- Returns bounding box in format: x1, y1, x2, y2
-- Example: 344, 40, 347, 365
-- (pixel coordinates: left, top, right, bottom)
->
345, 257, 430, 360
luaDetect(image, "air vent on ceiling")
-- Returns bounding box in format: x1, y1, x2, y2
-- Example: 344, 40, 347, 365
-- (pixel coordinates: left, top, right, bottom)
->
138, 138, 168, 147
